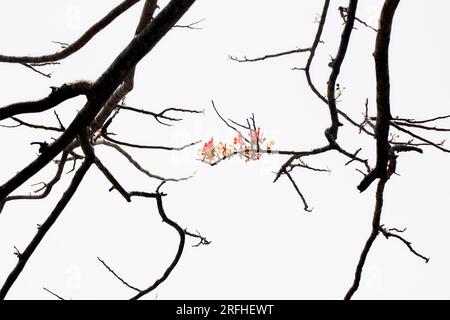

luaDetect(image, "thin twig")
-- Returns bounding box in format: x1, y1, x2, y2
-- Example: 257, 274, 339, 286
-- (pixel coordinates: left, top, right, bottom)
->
184, 229, 211, 247
229, 47, 310, 63
43, 287, 65, 300
97, 257, 141, 292
284, 170, 312, 212
174, 18, 206, 30
379, 227, 429, 263
211, 100, 250, 143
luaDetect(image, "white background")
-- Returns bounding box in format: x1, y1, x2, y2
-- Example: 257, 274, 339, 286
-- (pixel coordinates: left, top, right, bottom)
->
0, 0, 449, 299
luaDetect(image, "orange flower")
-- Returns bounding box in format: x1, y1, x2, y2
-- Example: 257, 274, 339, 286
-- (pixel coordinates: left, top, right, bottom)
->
267, 139, 275, 150
217, 142, 228, 158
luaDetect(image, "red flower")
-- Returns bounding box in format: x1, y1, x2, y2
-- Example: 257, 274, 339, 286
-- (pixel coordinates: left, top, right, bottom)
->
233, 134, 245, 146
217, 142, 228, 157
204, 137, 214, 151
249, 127, 263, 145
199, 137, 217, 163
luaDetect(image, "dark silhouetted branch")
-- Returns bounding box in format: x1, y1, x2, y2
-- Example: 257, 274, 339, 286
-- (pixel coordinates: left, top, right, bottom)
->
380, 226, 429, 263
0, 81, 91, 121
357, 0, 400, 192
229, 47, 310, 63
325, 0, 357, 143
184, 229, 211, 247
284, 171, 312, 212
0, 0, 142, 64
79, 131, 131, 202
345, 177, 387, 300
117, 104, 204, 126
1, 117, 63, 132
0, 0, 198, 203
0, 158, 93, 299
129, 191, 185, 300
97, 257, 141, 292
43, 287, 66, 300
0, 151, 70, 215
97, 139, 195, 182
21, 63, 53, 78
174, 18, 206, 29
391, 122, 450, 153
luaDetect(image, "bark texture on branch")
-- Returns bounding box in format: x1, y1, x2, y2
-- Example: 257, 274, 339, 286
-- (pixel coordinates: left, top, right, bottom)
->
357, 0, 400, 192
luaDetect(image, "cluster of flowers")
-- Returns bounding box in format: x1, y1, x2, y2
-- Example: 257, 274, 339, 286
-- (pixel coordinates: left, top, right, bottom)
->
198, 128, 275, 164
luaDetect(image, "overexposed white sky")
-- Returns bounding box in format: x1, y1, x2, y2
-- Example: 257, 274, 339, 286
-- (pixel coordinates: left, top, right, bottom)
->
1, 0, 450, 299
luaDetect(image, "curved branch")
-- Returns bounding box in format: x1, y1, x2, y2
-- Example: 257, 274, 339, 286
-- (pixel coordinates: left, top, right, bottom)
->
129, 192, 185, 300
0, 151, 70, 215
0, 0, 142, 64
302, 0, 330, 104
97, 139, 194, 182
117, 104, 204, 126
102, 132, 200, 151
379, 227, 429, 263
0, 82, 91, 121
1, 117, 64, 132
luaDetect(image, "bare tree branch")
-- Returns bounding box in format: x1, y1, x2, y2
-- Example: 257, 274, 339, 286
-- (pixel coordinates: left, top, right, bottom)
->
346, 0, 401, 300
0, 0, 142, 64
174, 18, 206, 29
284, 171, 312, 212
117, 104, 204, 126
43, 287, 66, 300
0, 151, 70, 215
345, 177, 387, 300
0, 81, 91, 121
298, 0, 330, 104
0, 158, 93, 299
184, 229, 211, 247
0, 0, 198, 203
357, 0, 400, 192
129, 191, 185, 300
97, 257, 141, 292
379, 226, 429, 263
229, 47, 311, 63
97, 139, 194, 182
325, 0, 357, 143
1, 117, 63, 132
